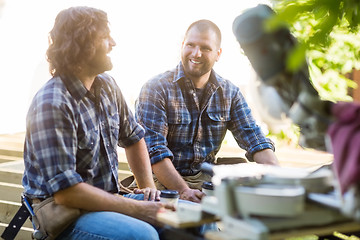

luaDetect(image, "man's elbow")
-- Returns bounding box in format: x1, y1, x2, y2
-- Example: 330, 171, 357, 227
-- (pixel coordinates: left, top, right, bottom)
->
53, 190, 67, 205
53, 183, 81, 205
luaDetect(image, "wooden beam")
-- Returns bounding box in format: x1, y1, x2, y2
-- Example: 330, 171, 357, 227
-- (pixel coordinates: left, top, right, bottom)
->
0, 182, 23, 203
0, 170, 23, 185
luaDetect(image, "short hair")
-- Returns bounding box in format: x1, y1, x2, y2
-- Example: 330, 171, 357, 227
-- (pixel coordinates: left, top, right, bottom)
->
46, 6, 109, 77
185, 19, 222, 47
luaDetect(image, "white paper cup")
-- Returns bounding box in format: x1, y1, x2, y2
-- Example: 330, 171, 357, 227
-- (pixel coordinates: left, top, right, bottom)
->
160, 190, 179, 205
202, 181, 214, 196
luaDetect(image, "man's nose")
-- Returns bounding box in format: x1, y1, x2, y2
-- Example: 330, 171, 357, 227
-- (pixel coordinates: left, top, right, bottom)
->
110, 36, 116, 47
193, 47, 202, 58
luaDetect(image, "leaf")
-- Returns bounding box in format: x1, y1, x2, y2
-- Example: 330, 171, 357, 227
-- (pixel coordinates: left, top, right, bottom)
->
287, 43, 307, 71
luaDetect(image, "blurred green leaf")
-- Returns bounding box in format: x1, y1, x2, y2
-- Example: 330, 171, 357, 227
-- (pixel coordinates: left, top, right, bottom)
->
287, 43, 307, 71
271, 0, 360, 102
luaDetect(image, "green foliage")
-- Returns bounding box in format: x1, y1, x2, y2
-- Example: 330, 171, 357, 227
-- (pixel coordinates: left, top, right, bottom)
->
283, 232, 360, 240
267, 124, 300, 148
285, 235, 318, 240
268, 0, 360, 101
333, 231, 360, 240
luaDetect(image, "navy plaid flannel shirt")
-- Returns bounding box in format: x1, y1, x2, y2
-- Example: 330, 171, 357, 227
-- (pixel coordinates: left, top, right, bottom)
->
136, 62, 274, 176
22, 73, 144, 198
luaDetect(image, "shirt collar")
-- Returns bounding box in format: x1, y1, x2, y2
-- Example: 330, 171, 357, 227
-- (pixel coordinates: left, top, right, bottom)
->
61, 74, 103, 102
173, 62, 187, 82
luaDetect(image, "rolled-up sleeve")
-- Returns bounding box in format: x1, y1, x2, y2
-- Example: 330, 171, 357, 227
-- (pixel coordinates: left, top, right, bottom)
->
24, 101, 83, 196
228, 88, 275, 161
113, 82, 145, 148
135, 81, 174, 165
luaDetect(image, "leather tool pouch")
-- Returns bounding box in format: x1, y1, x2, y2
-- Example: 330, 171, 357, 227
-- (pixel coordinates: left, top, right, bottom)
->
32, 197, 82, 240
119, 175, 135, 194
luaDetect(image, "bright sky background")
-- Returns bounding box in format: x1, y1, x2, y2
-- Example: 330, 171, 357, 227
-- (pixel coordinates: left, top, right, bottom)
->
0, 0, 270, 134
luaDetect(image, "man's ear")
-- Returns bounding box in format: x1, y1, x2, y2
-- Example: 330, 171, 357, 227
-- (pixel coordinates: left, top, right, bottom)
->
216, 48, 222, 62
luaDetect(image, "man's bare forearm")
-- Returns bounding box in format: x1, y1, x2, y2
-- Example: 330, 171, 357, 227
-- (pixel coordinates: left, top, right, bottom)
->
53, 182, 168, 224
125, 138, 156, 189
152, 158, 189, 193
54, 182, 138, 214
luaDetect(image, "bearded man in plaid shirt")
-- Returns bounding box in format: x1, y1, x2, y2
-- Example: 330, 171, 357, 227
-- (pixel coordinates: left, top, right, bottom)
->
136, 19, 278, 203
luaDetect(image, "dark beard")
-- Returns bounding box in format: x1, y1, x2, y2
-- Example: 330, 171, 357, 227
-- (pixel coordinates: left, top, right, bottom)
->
88, 56, 113, 75
183, 61, 210, 79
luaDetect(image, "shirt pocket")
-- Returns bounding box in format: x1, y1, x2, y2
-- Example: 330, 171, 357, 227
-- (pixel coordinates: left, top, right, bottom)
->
167, 108, 192, 148
205, 111, 230, 144
77, 128, 99, 169
78, 128, 99, 150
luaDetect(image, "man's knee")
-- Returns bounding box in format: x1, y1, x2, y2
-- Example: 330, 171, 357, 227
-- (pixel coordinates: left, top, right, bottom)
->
58, 211, 159, 240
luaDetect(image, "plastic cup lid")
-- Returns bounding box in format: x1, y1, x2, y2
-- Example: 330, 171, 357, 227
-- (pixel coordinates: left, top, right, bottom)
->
160, 190, 179, 198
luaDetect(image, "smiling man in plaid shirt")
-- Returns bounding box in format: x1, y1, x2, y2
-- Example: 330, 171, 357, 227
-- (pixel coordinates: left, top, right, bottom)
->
136, 19, 278, 203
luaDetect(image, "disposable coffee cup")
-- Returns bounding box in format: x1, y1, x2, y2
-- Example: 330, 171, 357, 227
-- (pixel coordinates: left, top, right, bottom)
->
160, 190, 179, 205
202, 181, 214, 196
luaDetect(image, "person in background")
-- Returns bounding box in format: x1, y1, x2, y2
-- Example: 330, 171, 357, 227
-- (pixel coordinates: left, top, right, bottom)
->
22, 6, 172, 240
135, 19, 278, 203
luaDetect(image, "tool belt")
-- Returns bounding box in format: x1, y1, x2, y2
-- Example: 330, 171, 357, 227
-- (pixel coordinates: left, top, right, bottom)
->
1, 194, 82, 240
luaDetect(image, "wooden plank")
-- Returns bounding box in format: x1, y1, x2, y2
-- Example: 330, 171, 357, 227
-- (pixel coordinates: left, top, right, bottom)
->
0, 148, 23, 158
0, 141, 23, 151
0, 161, 24, 171
0, 154, 23, 164
0, 200, 33, 228
0, 182, 23, 203
118, 170, 132, 180
118, 161, 130, 171
0, 161, 24, 187
0, 132, 25, 141
218, 144, 334, 169
0, 170, 23, 185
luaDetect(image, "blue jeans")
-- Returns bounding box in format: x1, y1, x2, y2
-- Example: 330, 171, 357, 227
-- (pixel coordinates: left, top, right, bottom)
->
56, 193, 217, 239
56, 193, 159, 240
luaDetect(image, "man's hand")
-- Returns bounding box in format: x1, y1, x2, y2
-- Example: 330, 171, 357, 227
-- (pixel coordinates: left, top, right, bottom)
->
152, 158, 205, 203
133, 201, 176, 226
133, 187, 161, 201
253, 149, 279, 165
179, 188, 205, 203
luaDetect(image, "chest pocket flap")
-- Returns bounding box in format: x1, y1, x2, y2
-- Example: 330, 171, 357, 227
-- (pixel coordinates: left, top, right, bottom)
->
206, 111, 231, 122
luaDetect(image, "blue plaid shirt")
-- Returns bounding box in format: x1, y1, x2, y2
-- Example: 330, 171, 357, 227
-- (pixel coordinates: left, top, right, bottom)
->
23, 73, 144, 198
136, 62, 274, 176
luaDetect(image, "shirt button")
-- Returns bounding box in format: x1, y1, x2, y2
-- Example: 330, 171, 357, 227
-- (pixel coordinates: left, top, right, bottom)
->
220, 116, 224, 120
178, 118, 181, 122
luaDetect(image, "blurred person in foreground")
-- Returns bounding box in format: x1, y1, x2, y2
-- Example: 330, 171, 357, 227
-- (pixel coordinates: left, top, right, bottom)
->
22, 6, 173, 240
136, 19, 278, 203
